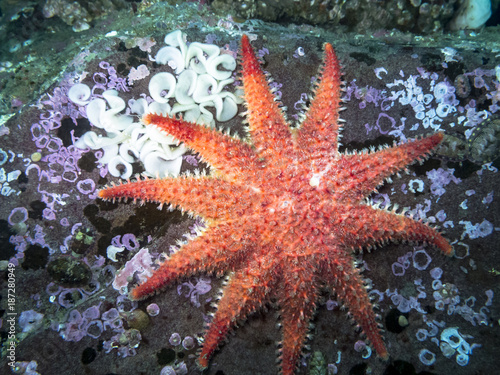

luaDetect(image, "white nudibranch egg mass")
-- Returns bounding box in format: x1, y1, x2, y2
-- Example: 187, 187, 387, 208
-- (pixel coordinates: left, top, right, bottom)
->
70, 30, 242, 180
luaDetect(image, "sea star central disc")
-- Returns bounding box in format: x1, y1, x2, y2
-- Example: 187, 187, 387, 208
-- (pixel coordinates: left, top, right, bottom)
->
99, 34, 452, 374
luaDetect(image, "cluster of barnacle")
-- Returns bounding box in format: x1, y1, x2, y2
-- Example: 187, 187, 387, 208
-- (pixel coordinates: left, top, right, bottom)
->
53, 279, 162, 359
417, 273, 490, 367
368, 237, 493, 370
344, 0, 458, 33
211, 0, 461, 33
454, 74, 472, 99
42, 0, 129, 32
467, 116, 500, 164
436, 116, 499, 164
435, 66, 499, 163
211, 0, 348, 24
158, 332, 198, 375
418, 326, 481, 367
432, 279, 460, 311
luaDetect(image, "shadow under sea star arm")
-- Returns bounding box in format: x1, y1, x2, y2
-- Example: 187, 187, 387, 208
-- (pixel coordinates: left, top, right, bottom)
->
296, 42, 343, 157
341, 204, 453, 256
240, 35, 294, 164
331, 133, 444, 202
130, 223, 255, 300
319, 254, 389, 360
144, 113, 261, 181
198, 256, 277, 369
98, 176, 258, 220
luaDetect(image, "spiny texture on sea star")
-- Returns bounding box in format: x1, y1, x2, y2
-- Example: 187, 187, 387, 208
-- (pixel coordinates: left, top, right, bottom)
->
99, 35, 453, 374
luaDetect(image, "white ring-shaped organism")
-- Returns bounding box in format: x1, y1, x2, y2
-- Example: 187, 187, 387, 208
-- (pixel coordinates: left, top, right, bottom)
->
119, 142, 140, 163
161, 142, 186, 161
413, 248, 432, 270
80, 131, 125, 150
441, 327, 463, 349
186, 42, 220, 73
129, 98, 149, 116
430, 267, 443, 280
416, 328, 428, 341
8, 207, 28, 226
374, 67, 387, 79
102, 90, 126, 114
143, 151, 183, 178
171, 103, 200, 123
122, 122, 145, 138
197, 100, 215, 125
139, 139, 164, 162
100, 112, 133, 132
361, 345, 372, 359
408, 178, 424, 193
434, 300, 445, 310
217, 77, 235, 93
454, 242, 470, 259
439, 341, 455, 358
149, 72, 176, 103
128, 126, 150, 152
415, 111, 425, 120
217, 95, 239, 122
436, 102, 452, 118
85, 320, 104, 339
433, 292, 443, 302
155, 46, 185, 74
144, 126, 180, 155
426, 321, 439, 337
209, 95, 224, 122
175, 69, 197, 105
108, 155, 133, 179
206, 54, 237, 81
456, 353, 469, 366
193, 74, 218, 103
0, 148, 8, 166
432, 279, 443, 290
164, 30, 187, 56
68, 83, 91, 106
423, 94, 433, 104
148, 101, 171, 116
418, 348, 436, 366
107, 245, 125, 262
86, 98, 107, 128
434, 82, 449, 101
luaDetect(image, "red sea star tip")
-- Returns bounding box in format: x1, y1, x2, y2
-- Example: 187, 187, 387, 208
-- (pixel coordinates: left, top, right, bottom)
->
99, 35, 452, 374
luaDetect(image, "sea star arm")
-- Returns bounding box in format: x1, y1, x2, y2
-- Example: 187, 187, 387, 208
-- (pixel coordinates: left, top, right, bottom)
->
144, 113, 261, 181
319, 255, 388, 359
340, 204, 453, 255
330, 133, 444, 202
130, 223, 254, 300
278, 266, 319, 375
296, 42, 343, 157
240, 35, 294, 163
198, 256, 276, 369
98, 176, 258, 220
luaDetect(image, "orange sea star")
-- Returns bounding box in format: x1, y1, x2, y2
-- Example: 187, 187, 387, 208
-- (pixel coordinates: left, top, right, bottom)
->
99, 35, 453, 374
